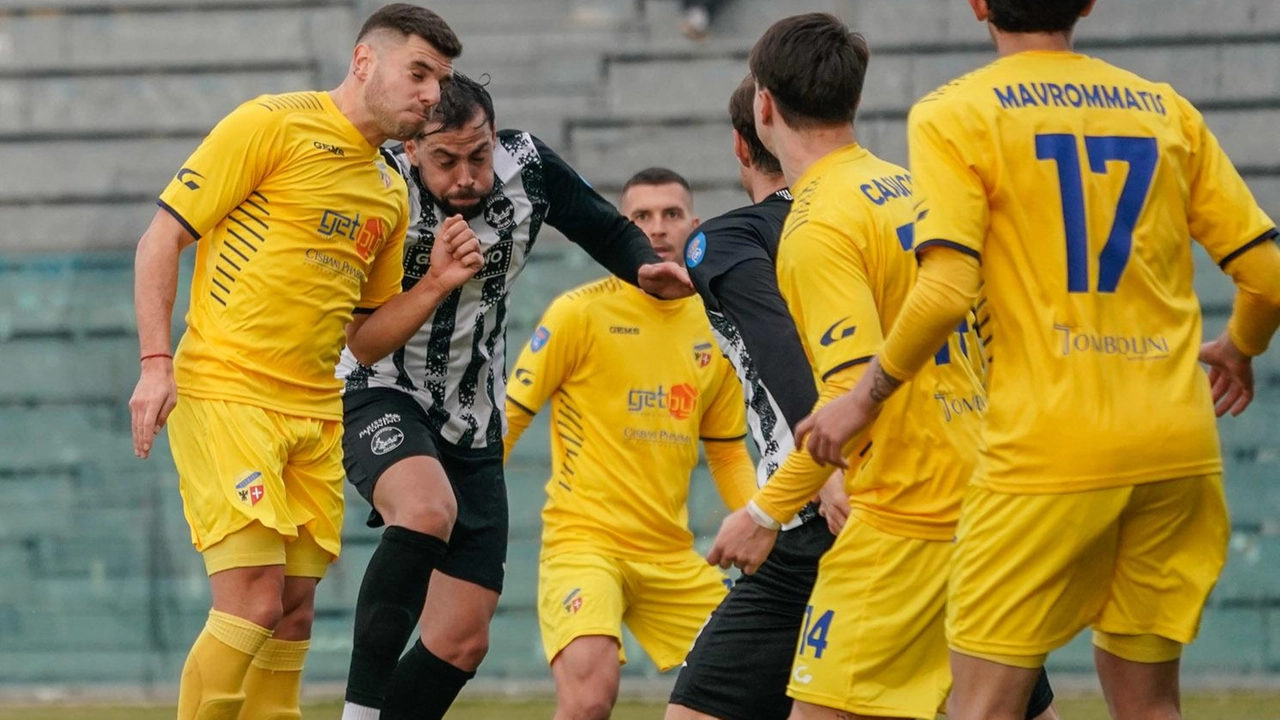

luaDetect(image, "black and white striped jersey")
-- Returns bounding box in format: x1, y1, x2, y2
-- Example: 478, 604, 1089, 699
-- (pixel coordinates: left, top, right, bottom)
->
337, 129, 659, 449
683, 189, 820, 530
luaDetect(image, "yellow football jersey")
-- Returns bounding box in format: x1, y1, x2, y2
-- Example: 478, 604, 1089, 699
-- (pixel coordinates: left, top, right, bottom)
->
159, 92, 408, 421
909, 51, 1277, 494
776, 144, 985, 541
507, 278, 748, 560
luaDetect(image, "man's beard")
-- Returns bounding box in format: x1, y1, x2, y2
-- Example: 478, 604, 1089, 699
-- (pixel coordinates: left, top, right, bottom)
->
439, 193, 486, 220
367, 72, 427, 142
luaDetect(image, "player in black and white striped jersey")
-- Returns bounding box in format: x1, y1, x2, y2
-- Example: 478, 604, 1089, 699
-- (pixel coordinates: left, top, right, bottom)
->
335, 73, 692, 720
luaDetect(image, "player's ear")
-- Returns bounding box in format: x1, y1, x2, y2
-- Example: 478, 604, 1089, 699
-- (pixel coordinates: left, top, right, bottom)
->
351, 42, 375, 82
1080, 0, 1097, 18
731, 129, 751, 169
691, 215, 701, 230
967, 0, 989, 22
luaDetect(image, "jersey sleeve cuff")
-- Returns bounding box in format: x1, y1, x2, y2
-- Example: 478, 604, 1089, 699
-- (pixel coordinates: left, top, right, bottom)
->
157, 199, 202, 241
821, 355, 873, 382
914, 238, 981, 263
1219, 227, 1279, 270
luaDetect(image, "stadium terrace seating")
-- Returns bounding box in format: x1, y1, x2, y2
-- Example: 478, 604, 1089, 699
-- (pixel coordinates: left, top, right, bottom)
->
1, 0, 1278, 691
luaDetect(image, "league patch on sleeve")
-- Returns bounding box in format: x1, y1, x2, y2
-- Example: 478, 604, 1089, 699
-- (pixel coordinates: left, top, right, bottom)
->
530, 325, 551, 352
686, 231, 707, 268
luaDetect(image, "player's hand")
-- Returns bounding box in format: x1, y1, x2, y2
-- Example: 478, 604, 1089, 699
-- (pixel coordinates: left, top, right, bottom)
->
707, 507, 777, 576
1200, 330, 1254, 417
817, 469, 849, 536
129, 358, 178, 459
638, 261, 694, 299
425, 214, 484, 293
795, 391, 872, 469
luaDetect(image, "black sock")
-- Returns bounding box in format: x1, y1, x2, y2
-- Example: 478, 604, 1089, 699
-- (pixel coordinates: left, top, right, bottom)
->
344, 526, 447, 708
381, 639, 477, 720
1025, 667, 1055, 719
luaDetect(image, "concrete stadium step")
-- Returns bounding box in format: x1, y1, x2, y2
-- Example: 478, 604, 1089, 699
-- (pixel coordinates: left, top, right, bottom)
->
0, 202, 156, 254
602, 40, 1280, 119
0, 336, 140, 404
0, 253, 147, 335
0, 405, 132, 472
0, 649, 162, 684
5, 0, 344, 10
0, 7, 352, 74
1184, 607, 1271, 672
0, 70, 314, 137
1216, 533, 1280, 604
0, 137, 196, 204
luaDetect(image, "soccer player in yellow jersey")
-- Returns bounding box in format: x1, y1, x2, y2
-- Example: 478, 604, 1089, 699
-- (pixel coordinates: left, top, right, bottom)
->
708, 14, 1057, 720
504, 168, 757, 720
126, 6, 484, 719
799, 2, 1280, 719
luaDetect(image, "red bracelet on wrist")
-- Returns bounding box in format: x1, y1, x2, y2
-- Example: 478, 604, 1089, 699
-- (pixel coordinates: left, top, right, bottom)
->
140, 353, 173, 363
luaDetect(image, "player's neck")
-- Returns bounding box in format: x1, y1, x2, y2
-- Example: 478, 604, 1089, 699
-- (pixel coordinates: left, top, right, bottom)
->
990, 28, 1075, 57
328, 81, 386, 149
774, 124, 856, 188
746, 173, 787, 204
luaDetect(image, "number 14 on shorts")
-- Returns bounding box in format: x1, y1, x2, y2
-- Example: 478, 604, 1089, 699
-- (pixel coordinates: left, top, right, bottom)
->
797, 604, 835, 659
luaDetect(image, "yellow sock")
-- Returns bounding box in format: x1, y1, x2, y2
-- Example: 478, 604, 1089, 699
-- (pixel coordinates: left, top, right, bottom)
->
177, 610, 273, 720
238, 638, 310, 720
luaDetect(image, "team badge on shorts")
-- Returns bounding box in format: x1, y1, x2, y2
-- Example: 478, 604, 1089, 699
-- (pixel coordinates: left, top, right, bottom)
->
235, 471, 266, 507
371, 426, 405, 456
562, 588, 584, 614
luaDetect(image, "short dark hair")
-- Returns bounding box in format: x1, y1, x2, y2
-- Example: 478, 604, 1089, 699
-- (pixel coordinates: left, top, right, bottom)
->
357, 3, 462, 58
748, 13, 869, 129
622, 167, 692, 195
421, 72, 495, 136
729, 73, 782, 176
987, 0, 1090, 33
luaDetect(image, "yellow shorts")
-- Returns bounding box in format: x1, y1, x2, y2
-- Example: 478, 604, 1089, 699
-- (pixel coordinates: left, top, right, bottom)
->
948, 474, 1229, 666
786, 516, 952, 719
537, 551, 730, 672
168, 395, 345, 576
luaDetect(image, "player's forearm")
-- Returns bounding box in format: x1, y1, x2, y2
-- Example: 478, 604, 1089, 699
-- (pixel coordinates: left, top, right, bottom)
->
704, 439, 756, 511
1224, 237, 1280, 356
346, 279, 451, 365
134, 210, 191, 356
879, 247, 981, 382
503, 398, 535, 463
753, 366, 866, 524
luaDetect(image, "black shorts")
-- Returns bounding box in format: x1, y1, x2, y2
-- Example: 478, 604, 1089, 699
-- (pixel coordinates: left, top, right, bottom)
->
343, 387, 509, 594
669, 517, 834, 720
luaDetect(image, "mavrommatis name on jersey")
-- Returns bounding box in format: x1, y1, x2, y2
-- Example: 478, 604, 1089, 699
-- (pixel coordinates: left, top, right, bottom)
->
1054, 325, 1172, 360
993, 83, 1167, 115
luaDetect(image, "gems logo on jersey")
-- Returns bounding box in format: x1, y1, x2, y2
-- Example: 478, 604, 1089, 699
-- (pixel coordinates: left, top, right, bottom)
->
235, 471, 266, 507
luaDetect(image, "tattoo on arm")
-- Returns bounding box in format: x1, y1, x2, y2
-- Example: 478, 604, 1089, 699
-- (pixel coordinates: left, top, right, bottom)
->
869, 365, 904, 403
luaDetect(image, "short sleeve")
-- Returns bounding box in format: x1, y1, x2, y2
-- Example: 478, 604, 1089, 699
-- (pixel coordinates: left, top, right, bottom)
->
908, 100, 988, 260
685, 216, 772, 305
358, 192, 408, 310
506, 294, 584, 414
698, 356, 748, 442
1176, 93, 1278, 268
158, 98, 287, 239
776, 218, 884, 382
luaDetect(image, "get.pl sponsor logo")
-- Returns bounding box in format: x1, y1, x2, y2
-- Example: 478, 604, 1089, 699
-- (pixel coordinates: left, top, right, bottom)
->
626, 383, 698, 419
316, 210, 389, 260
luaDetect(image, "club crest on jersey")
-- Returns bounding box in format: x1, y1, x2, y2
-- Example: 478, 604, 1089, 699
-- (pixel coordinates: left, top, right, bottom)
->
562, 588, 584, 614
375, 158, 393, 189
693, 342, 714, 368
235, 471, 266, 507
483, 195, 517, 234
530, 326, 551, 353
685, 231, 707, 268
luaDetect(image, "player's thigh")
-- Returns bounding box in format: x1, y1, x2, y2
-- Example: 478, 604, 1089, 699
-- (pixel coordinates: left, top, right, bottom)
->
168, 396, 293, 555
342, 388, 453, 531
433, 436, 508, 593
669, 520, 831, 720
1094, 473, 1229, 650
622, 552, 731, 672
538, 553, 628, 666
948, 483, 1129, 664
551, 635, 623, 705
786, 517, 951, 719
279, 417, 345, 568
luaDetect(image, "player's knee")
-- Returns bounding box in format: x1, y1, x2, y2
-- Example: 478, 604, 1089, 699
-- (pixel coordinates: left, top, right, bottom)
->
273, 597, 316, 640
561, 684, 617, 720
435, 627, 489, 671
237, 592, 285, 631
389, 493, 457, 537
